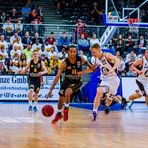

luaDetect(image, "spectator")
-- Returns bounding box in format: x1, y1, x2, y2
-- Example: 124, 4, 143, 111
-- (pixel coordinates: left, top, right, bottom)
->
22, 43, 33, 61
2, 17, 14, 37
46, 32, 57, 51
90, 33, 100, 46
7, 58, 14, 74
125, 49, 137, 72
90, 2, 101, 25
78, 34, 90, 52
125, 35, 135, 52
0, 35, 9, 52
49, 54, 61, 75
44, 40, 53, 53
0, 12, 7, 23
48, 46, 58, 60
58, 32, 70, 51
73, 19, 86, 43
137, 35, 147, 54
116, 34, 125, 57
32, 32, 43, 44
10, 31, 22, 45
32, 39, 42, 51
39, 46, 48, 58
22, 31, 32, 49
58, 46, 68, 60
20, 54, 27, 70
10, 45, 21, 59
9, 8, 20, 23
14, 20, 23, 37
37, 5, 44, 23
79, 49, 87, 61
116, 51, 125, 76
21, 2, 31, 23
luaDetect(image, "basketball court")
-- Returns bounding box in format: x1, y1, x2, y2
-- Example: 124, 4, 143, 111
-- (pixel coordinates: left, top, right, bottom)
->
0, 102, 148, 148
0, 0, 148, 148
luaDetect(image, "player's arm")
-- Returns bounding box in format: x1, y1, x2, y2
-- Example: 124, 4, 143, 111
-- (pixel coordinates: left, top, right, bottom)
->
46, 60, 66, 99
38, 61, 48, 76
105, 53, 120, 73
18, 61, 31, 74
81, 56, 93, 69
131, 58, 143, 75
77, 57, 97, 77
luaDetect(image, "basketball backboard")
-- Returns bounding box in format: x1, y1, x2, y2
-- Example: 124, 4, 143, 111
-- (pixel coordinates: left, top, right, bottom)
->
104, 0, 148, 27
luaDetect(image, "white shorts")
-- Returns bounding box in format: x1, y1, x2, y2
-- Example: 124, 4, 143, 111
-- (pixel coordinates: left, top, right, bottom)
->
97, 76, 120, 100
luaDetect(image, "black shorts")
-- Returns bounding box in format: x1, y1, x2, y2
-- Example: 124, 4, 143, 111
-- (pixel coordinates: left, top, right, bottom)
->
28, 77, 41, 93
59, 78, 82, 97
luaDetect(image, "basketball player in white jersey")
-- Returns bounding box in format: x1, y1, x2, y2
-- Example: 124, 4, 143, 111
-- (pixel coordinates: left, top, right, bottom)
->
122, 49, 148, 108
78, 43, 120, 121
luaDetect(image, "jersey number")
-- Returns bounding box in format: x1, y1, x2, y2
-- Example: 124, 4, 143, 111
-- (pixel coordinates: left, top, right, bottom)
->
72, 69, 77, 74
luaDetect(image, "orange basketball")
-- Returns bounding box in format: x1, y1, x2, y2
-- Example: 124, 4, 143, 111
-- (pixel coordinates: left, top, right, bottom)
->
42, 105, 54, 117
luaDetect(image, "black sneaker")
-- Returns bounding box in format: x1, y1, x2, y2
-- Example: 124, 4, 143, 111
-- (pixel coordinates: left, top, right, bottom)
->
121, 97, 127, 109
104, 106, 110, 115
92, 111, 97, 121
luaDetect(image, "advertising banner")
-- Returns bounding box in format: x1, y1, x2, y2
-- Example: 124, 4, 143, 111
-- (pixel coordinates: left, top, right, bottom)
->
0, 75, 60, 101
121, 77, 145, 102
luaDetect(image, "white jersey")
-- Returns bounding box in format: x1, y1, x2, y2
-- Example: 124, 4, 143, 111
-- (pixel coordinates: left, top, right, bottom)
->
137, 56, 148, 81
96, 53, 117, 80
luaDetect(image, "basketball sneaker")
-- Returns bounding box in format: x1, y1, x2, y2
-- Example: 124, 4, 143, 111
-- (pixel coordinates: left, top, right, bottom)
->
28, 105, 32, 111
121, 97, 127, 109
33, 106, 38, 112
51, 113, 63, 124
63, 109, 69, 121
104, 105, 110, 115
92, 111, 97, 121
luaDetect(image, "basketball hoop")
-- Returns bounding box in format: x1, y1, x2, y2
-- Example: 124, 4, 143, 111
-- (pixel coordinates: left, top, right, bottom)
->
128, 18, 140, 33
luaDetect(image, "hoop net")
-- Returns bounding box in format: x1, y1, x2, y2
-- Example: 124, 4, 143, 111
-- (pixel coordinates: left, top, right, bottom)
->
128, 18, 140, 33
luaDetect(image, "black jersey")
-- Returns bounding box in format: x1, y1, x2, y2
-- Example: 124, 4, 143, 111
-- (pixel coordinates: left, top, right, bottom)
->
65, 56, 82, 80
29, 59, 42, 77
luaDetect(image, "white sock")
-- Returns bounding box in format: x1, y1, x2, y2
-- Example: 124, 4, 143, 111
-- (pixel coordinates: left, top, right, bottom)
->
65, 103, 69, 107
58, 109, 62, 113
93, 108, 97, 113
34, 102, 38, 107
29, 101, 32, 106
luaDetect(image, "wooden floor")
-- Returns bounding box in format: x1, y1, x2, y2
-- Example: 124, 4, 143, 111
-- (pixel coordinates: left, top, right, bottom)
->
0, 103, 148, 148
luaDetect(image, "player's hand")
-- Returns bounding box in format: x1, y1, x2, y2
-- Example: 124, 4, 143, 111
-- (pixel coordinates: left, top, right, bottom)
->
46, 90, 52, 99
77, 71, 84, 77
137, 71, 143, 75
38, 72, 43, 77
107, 70, 114, 75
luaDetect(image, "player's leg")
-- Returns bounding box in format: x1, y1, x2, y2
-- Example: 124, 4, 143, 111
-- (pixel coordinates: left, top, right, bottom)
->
63, 80, 82, 121
28, 78, 34, 111
33, 92, 39, 112
145, 96, 148, 107
51, 78, 69, 124
104, 76, 120, 114
28, 89, 33, 111
92, 87, 104, 121
52, 96, 65, 124
33, 80, 40, 112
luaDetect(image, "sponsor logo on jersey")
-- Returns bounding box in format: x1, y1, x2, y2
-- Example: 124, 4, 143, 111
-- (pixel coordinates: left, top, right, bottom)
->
67, 66, 71, 69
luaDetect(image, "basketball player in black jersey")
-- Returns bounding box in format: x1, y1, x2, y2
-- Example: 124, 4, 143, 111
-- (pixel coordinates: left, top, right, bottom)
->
46, 45, 93, 124
18, 49, 47, 112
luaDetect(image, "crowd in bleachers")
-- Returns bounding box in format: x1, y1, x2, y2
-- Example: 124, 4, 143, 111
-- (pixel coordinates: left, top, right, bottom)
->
0, 0, 147, 78
54, 0, 148, 25
0, 26, 147, 77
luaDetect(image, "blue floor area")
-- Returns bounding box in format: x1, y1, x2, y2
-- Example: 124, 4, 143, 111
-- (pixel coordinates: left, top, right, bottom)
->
70, 102, 121, 111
